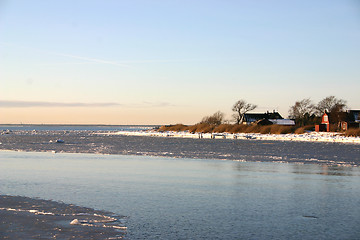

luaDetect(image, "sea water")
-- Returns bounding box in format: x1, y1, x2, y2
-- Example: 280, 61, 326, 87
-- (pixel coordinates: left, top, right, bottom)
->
0, 124, 155, 132
1, 130, 359, 166
1, 150, 360, 239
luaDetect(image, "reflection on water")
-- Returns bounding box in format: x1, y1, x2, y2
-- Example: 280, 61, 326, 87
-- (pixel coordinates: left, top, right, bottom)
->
1, 151, 360, 239
231, 160, 360, 177
0, 124, 155, 132
289, 164, 359, 176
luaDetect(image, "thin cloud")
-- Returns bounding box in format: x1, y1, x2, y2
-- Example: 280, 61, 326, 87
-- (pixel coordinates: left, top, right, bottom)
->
0, 100, 175, 108
140, 101, 175, 107
0, 42, 234, 67
35, 62, 98, 66
0, 100, 122, 108
52, 52, 132, 68
117, 57, 237, 64
0, 41, 236, 68
0, 42, 131, 68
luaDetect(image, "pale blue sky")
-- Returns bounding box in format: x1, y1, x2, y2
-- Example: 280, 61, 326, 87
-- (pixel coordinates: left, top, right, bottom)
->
1, 0, 359, 124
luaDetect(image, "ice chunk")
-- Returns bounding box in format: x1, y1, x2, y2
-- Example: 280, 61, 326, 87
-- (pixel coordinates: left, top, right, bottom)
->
70, 219, 80, 225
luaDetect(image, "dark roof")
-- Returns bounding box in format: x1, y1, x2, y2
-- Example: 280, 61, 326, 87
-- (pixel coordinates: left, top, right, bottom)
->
325, 110, 359, 123
254, 119, 273, 125
348, 110, 360, 122
244, 112, 283, 122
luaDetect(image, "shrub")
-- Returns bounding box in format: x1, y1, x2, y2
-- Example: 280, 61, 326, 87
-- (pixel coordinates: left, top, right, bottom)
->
244, 124, 260, 133
344, 128, 360, 137
197, 123, 215, 133
329, 124, 338, 132
213, 124, 233, 133
294, 127, 305, 134
188, 123, 215, 133
158, 123, 319, 135
294, 125, 314, 134
200, 111, 225, 126
188, 124, 198, 133
229, 124, 248, 133
158, 124, 188, 132
278, 126, 293, 134
259, 125, 272, 134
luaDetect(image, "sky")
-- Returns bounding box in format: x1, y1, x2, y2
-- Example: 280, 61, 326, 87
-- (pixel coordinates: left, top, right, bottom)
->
0, 0, 359, 125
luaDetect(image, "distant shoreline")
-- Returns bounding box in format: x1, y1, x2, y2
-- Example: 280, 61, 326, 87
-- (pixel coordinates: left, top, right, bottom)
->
0, 123, 159, 127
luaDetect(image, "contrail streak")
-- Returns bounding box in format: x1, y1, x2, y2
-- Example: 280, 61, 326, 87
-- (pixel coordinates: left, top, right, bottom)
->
52, 53, 132, 68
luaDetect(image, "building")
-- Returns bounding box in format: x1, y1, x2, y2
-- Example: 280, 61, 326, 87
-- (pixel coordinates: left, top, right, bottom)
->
243, 111, 283, 124
316, 110, 360, 132
315, 112, 330, 132
243, 111, 294, 126
339, 110, 360, 130
348, 110, 360, 126
269, 119, 295, 126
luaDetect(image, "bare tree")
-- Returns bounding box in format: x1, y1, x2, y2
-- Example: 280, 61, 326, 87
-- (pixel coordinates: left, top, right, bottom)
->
288, 98, 316, 126
201, 111, 224, 125
316, 96, 347, 123
288, 98, 315, 119
232, 100, 257, 124
316, 96, 347, 115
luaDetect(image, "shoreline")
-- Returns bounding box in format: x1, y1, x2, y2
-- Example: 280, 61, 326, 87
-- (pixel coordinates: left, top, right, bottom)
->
0, 195, 126, 239
101, 130, 360, 144
1, 130, 359, 167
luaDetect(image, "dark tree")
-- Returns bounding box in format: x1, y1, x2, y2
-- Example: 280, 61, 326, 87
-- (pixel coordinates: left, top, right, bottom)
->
316, 96, 347, 114
232, 100, 257, 124
316, 96, 347, 123
288, 98, 317, 126
200, 111, 225, 125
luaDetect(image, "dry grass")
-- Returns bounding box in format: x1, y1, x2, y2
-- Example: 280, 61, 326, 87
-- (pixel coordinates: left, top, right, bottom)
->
344, 128, 360, 137
269, 125, 294, 134
158, 123, 360, 136
243, 125, 260, 133
159, 123, 297, 134
213, 124, 234, 133
259, 125, 272, 134
294, 125, 314, 134
188, 123, 215, 133
229, 124, 248, 133
329, 124, 338, 132
158, 124, 188, 132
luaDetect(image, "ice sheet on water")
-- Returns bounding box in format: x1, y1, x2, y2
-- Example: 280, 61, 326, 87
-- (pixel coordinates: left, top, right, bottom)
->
0, 195, 127, 239
1, 129, 359, 166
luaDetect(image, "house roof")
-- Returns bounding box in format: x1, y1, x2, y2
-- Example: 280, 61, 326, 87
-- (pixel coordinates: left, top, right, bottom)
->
348, 110, 360, 122
270, 119, 295, 126
244, 112, 283, 122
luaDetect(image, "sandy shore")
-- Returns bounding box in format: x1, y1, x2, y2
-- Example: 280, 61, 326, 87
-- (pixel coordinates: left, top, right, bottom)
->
0, 195, 126, 239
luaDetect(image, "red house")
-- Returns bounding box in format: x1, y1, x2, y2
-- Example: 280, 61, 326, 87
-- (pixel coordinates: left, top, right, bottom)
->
315, 112, 330, 132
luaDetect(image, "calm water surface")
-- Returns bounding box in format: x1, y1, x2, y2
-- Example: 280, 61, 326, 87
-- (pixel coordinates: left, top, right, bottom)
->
1, 151, 360, 239
0, 124, 155, 132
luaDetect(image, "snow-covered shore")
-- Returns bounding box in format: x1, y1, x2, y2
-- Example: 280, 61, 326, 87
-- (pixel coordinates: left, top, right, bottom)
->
100, 130, 360, 144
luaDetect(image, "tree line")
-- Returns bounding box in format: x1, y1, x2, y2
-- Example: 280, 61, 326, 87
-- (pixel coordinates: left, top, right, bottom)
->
201, 96, 348, 126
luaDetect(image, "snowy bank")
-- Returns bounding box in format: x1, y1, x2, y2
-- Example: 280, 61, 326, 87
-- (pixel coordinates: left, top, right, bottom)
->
98, 130, 360, 144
